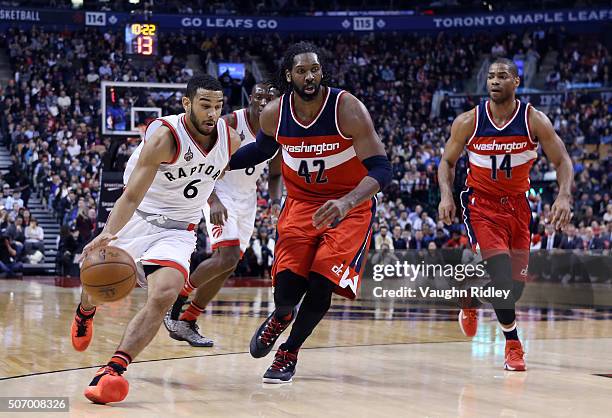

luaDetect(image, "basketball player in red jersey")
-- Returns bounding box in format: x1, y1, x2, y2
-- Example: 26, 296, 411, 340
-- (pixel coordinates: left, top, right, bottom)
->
229, 42, 392, 383
163, 82, 282, 347
438, 58, 573, 371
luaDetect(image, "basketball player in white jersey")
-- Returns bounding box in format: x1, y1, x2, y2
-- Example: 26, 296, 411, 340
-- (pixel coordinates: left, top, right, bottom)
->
69, 74, 241, 404
163, 82, 282, 346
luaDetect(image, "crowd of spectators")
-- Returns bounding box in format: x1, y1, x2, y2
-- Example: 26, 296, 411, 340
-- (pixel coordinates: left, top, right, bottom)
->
0, 182, 46, 276
0, 25, 609, 280
0, 26, 194, 275
546, 37, 610, 89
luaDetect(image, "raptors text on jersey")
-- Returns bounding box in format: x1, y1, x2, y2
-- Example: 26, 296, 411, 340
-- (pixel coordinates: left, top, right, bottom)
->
124, 114, 231, 224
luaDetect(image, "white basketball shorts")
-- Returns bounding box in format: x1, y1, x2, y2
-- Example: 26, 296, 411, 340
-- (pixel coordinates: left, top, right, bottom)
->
110, 213, 196, 287
203, 192, 257, 253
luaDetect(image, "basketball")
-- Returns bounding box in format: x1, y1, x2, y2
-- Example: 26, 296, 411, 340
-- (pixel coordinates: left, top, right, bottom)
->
80, 246, 137, 303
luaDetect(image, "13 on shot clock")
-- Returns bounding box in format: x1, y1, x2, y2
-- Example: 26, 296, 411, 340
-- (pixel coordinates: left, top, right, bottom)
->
125, 23, 158, 56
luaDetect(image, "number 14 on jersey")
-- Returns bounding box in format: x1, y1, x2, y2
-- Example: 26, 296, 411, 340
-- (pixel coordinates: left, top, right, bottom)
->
490, 154, 512, 180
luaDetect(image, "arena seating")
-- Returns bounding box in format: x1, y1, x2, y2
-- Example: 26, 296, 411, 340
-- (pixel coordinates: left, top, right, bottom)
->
0, 26, 609, 277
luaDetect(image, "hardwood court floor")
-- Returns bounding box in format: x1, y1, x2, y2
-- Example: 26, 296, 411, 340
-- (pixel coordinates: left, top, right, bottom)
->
1, 278, 611, 417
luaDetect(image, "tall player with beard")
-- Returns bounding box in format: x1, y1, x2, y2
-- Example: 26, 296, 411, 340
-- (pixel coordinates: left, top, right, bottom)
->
69, 75, 241, 403
163, 82, 282, 346
438, 58, 573, 371
229, 42, 392, 383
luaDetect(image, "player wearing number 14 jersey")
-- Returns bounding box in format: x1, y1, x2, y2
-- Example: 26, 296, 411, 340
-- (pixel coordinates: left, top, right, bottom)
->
229, 42, 392, 383
438, 58, 573, 371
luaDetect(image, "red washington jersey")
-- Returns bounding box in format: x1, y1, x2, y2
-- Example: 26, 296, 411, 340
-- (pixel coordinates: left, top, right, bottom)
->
466, 99, 538, 197
275, 87, 368, 203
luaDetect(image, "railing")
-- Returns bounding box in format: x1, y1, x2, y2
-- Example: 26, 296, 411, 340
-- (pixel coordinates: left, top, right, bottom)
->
430, 90, 445, 118
522, 55, 538, 89
207, 61, 218, 78
475, 57, 490, 94
251, 59, 264, 83
241, 86, 250, 108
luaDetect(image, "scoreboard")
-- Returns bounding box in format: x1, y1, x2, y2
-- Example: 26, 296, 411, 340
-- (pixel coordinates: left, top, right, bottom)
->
125, 23, 158, 56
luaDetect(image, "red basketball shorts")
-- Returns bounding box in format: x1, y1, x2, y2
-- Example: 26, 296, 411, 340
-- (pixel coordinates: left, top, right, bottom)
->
272, 197, 376, 299
460, 188, 532, 282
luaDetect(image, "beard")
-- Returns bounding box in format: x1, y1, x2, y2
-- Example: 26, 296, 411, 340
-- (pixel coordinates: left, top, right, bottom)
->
293, 82, 321, 101
190, 112, 215, 136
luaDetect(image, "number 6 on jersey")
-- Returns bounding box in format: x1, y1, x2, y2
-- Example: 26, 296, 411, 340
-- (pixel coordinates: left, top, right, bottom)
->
183, 179, 201, 198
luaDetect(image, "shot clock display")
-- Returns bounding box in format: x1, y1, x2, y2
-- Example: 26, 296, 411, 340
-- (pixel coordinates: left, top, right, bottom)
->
125, 23, 158, 56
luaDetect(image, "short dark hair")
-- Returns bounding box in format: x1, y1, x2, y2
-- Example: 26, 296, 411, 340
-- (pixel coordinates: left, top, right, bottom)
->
277, 41, 328, 94
490, 58, 519, 78
186, 74, 223, 100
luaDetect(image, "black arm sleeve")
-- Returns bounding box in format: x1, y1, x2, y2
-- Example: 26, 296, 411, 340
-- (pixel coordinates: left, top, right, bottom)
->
228, 131, 280, 170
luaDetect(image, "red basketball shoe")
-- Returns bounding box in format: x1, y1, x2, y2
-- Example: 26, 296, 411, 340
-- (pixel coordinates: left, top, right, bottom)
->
71, 306, 95, 352
504, 340, 526, 371
458, 308, 478, 338
84, 364, 129, 404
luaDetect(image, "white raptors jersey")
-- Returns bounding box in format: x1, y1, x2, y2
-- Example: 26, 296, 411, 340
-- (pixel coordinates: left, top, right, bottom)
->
124, 114, 231, 224
214, 108, 270, 199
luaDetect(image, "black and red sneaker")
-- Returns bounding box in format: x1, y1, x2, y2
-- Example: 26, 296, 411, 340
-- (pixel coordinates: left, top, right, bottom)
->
84, 363, 129, 404
71, 305, 95, 352
249, 308, 297, 358
262, 347, 298, 384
